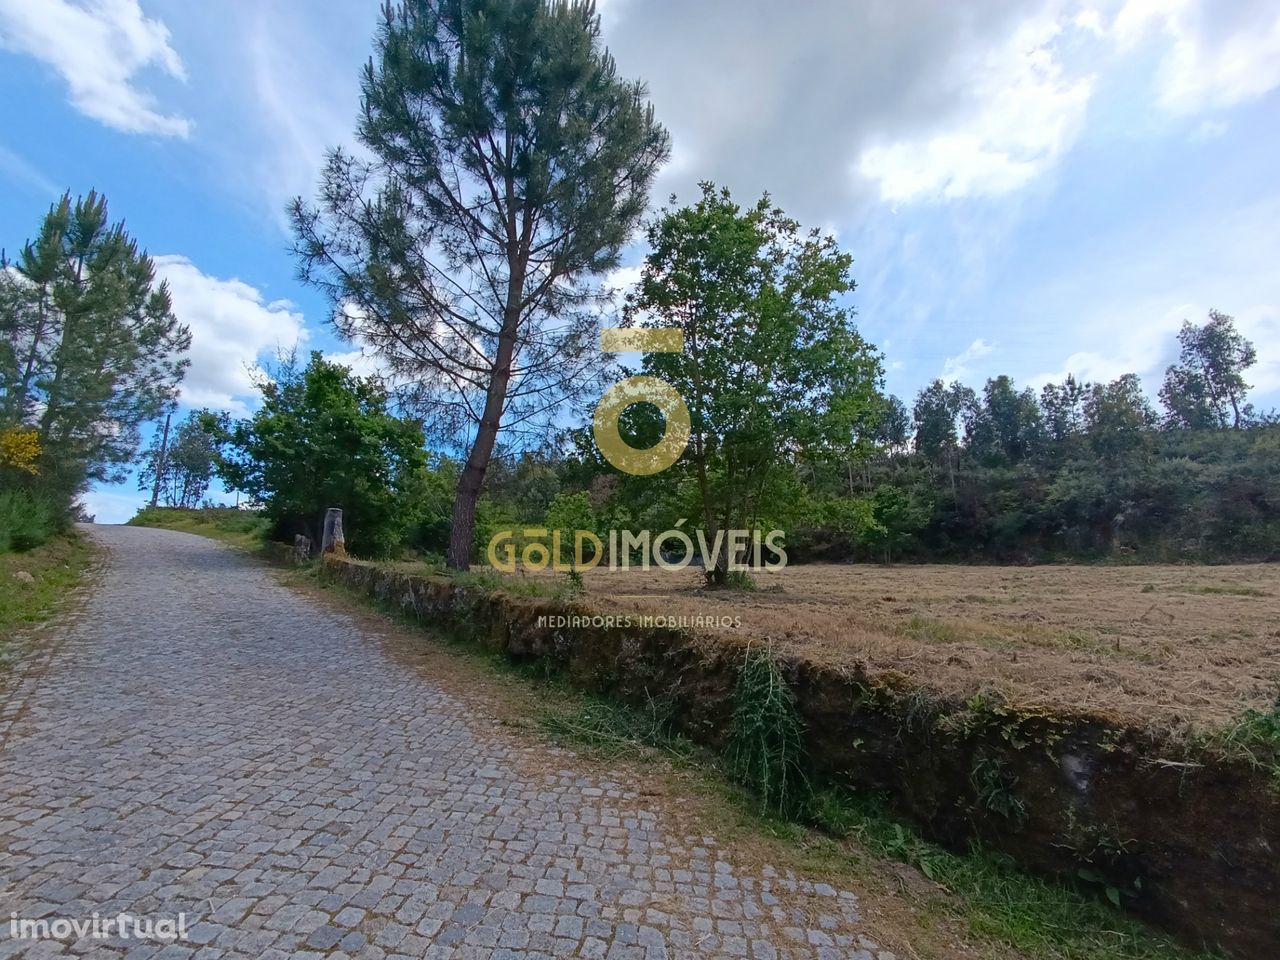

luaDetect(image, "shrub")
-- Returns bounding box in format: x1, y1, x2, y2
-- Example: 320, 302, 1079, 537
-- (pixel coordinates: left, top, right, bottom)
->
0, 490, 59, 553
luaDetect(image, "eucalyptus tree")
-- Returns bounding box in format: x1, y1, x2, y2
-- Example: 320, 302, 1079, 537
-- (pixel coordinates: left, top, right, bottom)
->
291, 0, 669, 568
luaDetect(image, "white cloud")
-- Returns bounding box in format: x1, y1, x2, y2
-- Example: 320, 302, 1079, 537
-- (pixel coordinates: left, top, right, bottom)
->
1113, 0, 1280, 115
942, 338, 996, 381
236, 4, 366, 219
322, 347, 387, 382
154, 255, 308, 414
0, 0, 190, 137
858, 15, 1095, 203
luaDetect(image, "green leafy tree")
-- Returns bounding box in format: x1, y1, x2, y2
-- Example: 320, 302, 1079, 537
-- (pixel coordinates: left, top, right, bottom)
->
217, 353, 429, 558
873, 394, 911, 450
405, 455, 457, 556
912, 379, 971, 463
0, 191, 191, 501
290, 0, 670, 570
862, 484, 930, 564
626, 183, 884, 582
1040, 374, 1091, 445
964, 375, 1045, 465
1160, 309, 1257, 429
1084, 374, 1158, 462
137, 409, 222, 509
543, 490, 598, 567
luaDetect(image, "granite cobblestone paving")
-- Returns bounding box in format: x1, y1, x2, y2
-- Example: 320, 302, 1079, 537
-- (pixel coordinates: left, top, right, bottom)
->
0, 526, 895, 959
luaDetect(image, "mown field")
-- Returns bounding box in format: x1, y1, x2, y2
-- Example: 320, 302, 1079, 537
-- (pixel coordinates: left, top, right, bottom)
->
550, 562, 1280, 728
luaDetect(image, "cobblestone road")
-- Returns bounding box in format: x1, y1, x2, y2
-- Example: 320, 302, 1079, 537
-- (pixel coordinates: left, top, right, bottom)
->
0, 526, 892, 959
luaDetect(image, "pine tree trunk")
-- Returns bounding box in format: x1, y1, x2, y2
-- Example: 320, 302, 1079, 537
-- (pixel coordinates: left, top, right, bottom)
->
445, 301, 521, 570
149, 412, 172, 508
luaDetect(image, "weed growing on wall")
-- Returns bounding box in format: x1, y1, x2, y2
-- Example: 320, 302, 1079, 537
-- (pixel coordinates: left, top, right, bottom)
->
728, 643, 807, 815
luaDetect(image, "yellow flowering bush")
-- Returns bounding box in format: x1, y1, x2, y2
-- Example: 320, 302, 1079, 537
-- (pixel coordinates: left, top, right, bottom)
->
0, 428, 41, 474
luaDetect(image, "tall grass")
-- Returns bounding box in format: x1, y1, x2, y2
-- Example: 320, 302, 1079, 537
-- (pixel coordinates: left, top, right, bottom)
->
728, 643, 808, 814
0, 490, 60, 553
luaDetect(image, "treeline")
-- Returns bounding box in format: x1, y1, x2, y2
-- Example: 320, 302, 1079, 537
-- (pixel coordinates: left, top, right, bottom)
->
469, 310, 1277, 566
797, 386, 1280, 564
193, 309, 1277, 568
847, 311, 1278, 562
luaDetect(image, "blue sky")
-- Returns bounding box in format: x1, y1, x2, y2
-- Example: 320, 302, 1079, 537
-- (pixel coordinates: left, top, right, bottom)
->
1, 0, 1278, 522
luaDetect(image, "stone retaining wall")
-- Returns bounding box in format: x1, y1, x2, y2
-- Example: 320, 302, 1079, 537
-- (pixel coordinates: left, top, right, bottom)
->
310, 552, 1278, 959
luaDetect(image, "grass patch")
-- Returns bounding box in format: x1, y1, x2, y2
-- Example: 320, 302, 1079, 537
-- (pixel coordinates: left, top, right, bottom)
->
727, 643, 807, 815
127, 506, 270, 549
903, 614, 1008, 649
1182, 584, 1268, 598
0, 533, 95, 656
539, 694, 695, 762
1192, 693, 1280, 787
452, 567, 581, 602
380, 559, 584, 603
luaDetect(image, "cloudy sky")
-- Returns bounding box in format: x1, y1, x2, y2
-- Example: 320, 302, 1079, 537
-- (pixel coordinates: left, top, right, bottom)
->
2, 0, 1278, 521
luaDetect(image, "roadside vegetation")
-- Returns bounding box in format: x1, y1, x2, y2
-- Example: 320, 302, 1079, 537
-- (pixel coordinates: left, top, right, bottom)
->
0, 465, 95, 656
127, 506, 270, 551
1, 191, 192, 647
539, 694, 1219, 960
0, 523, 94, 656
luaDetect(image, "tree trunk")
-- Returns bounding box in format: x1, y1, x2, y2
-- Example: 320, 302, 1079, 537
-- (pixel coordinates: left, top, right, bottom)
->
445, 156, 528, 571
149, 412, 172, 508
445, 309, 521, 570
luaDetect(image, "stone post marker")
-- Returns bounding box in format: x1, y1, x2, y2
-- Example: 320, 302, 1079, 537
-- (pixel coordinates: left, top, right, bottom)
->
321, 508, 346, 557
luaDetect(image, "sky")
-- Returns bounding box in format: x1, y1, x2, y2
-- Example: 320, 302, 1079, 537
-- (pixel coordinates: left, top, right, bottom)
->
1, 0, 1278, 522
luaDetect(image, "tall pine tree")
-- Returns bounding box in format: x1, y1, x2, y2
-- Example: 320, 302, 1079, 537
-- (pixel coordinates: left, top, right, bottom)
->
291, 0, 669, 568
0, 191, 191, 503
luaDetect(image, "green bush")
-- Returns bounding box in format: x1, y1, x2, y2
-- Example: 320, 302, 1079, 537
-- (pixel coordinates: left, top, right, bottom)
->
0, 490, 59, 553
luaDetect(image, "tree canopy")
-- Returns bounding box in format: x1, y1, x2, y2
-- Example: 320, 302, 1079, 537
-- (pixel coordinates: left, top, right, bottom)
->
1160, 309, 1257, 429
0, 191, 190, 505
216, 353, 430, 558
624, 184, 884, 581
138, 409, 222, 509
